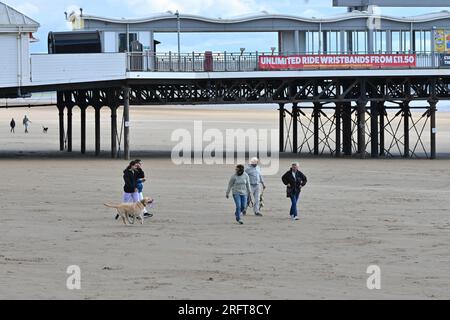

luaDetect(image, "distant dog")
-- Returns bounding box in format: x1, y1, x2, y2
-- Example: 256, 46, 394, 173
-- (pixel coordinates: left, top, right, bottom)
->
42, 126, 48, 133
104, 197, 153, 225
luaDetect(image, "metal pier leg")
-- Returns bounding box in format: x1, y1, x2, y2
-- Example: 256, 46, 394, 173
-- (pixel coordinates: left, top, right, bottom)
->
111, 105, 118, 159
313, 102, 320, 156
123, 87, 131, 160
80, 106, 86, 154
67, 105, 73, 153
379, 102, 385, 157
335, 103, 342, 157
93, 90, 102, 157
57, 92, 65, 151
343, 102, 352, 156
357, 99, 367, 159
370, 101, 379, 158
403, 101, 410, 158
429, 99, 437, 159
292, 103, 298, 154
95, 106, 101, 156
279, 103, 285, 153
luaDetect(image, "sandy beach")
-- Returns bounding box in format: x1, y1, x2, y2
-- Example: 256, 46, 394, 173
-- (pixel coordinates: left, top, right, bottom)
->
0, 106, 449, 299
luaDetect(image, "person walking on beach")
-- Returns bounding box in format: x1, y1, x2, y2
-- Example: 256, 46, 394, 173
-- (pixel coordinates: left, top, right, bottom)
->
226, 164, 253, 225
134, 159, 152, 218
23, 115, 31, 133
244, 157, 266, 217
115, 160, 140, 220
122, 160, 140, 202
10, 118, 15, 133
281, 162, 307, 221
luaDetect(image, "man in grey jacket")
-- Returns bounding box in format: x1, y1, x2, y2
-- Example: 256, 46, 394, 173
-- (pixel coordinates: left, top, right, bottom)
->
244, 157, 266, 217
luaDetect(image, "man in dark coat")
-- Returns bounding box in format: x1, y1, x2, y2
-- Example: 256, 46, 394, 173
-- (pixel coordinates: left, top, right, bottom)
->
10, 118, 15, 133
281, 162, 307, 221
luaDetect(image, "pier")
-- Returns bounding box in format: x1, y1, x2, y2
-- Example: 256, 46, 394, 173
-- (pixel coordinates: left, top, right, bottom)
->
1, 2, 450, 159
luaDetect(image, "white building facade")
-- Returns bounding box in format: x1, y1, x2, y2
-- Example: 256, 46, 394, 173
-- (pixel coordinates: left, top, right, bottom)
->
0, 2, 39, 91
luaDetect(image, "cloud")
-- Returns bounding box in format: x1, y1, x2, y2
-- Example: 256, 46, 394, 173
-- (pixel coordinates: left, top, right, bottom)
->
13, 2, 40, 16
124, 0, 273, 17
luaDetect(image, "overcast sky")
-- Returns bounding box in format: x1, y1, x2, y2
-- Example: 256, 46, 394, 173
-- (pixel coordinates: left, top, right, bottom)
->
4, 0, 449, 53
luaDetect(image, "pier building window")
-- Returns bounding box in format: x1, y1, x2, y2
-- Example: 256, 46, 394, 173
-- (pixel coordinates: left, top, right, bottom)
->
352, 31, 367, 53
402, 31, 411, 52
306, 31, 320, 53
391, 31, 411, 53
119, 33, 137, 52
374, 30, 386, 53
325, 31, 340, 54
414, 30, 431, 53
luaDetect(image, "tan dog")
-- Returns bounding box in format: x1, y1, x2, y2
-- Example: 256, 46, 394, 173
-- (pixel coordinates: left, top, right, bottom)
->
104, 197, 153, 225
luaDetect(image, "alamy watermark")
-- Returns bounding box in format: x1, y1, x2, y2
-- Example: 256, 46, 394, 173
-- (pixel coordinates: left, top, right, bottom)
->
66, 265, 81, 290
171, 121, 280, 175
366, 6, 382, 31
366, 265, 381, 290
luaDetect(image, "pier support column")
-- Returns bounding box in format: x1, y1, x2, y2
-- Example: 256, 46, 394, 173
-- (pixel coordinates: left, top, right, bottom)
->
57, 92, 65, 151
357, 99, 367, 159
123, 87, 131, 160
370, 101, 379, 158
335, 103, 342, 157
429, 99, 438, 159
66, 100, 73, 153
313, 102, 320, 155
94, 106, 101, 156
111, 105, 118, 159
80, 106, 86, 154
93, 90, 102, 157
67, 107, 73, 152
279, 103, 285, 153
403, 101, 410, 158
342, 102, 352, 156
379, 102, 385, 157
292, 103, 298, 153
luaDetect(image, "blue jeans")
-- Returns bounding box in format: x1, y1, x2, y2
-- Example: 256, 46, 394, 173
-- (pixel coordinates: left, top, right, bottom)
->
232, 194, 247, 221
290, 192, 301, 217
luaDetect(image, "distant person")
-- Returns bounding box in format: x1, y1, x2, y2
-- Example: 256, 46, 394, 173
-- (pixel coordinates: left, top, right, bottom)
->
116, 160, 140, 220
10, 118, 15, 133
281, 162, 307, 221
244, 157, 266, 217
23, 115, 31, 133
134, 159, 152, 218
226, 164, 252, 225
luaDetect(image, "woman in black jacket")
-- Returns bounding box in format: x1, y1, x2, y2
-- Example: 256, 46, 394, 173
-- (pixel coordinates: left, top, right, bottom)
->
281, 162, 307, 221
122, 160, 139, 203
115, 160, 140, 220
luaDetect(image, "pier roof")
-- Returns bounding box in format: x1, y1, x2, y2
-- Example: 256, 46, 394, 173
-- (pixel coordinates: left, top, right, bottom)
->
0, 2, 39, 32
69, 10, 450, 32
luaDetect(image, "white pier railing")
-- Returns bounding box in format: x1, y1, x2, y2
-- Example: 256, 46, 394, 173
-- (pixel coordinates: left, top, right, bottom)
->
127, 51, 445, 72
15, 51, 447, 89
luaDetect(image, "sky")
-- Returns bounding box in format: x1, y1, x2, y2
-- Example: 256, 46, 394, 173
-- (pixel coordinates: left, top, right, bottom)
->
4, 0, 450, 53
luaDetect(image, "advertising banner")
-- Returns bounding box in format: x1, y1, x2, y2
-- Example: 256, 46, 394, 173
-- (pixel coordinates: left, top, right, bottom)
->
440, 54, 450, 68
258, 54, 417, 70
434, 29, 446, 53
